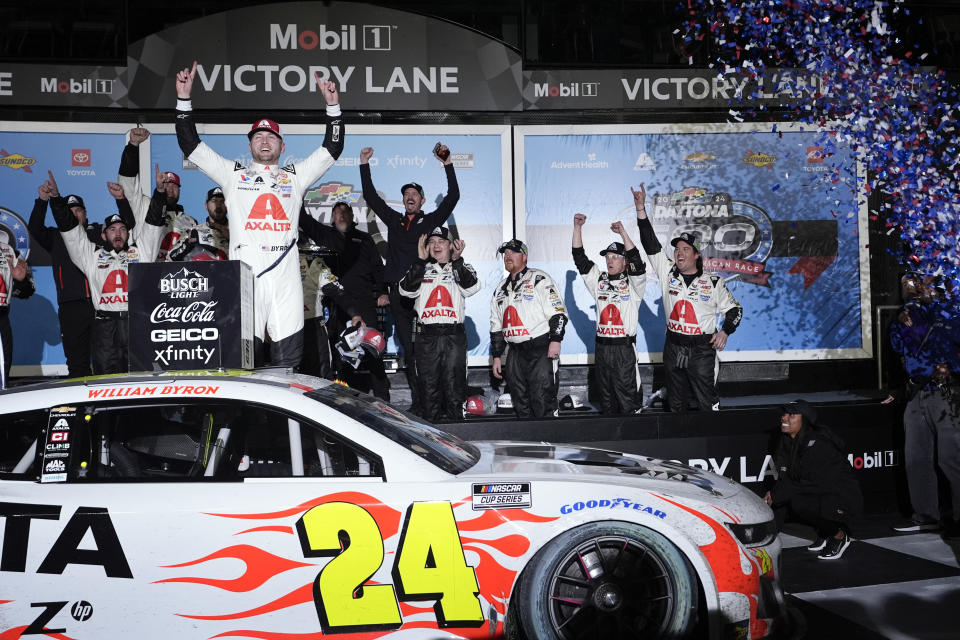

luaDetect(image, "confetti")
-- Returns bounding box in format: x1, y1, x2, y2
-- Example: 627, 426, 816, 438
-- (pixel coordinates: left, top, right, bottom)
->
681, 0, 960, 298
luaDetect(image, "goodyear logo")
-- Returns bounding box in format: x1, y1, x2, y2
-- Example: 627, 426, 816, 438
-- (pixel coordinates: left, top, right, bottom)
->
743, 151, 776, 169
0, 149, 36, 172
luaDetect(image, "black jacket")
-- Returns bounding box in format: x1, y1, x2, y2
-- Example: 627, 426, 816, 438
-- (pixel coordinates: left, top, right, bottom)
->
298, 212, 386, 310
360, 163, 459, 283
27, 198, 104, 304
770, 423, 863, 520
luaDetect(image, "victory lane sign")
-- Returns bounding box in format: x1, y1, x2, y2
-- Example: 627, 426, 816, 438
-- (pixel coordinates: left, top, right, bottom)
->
129, 261, 254, 371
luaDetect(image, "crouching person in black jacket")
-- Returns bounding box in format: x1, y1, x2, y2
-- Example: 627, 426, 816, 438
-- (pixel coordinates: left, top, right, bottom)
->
764, 399, 863, 560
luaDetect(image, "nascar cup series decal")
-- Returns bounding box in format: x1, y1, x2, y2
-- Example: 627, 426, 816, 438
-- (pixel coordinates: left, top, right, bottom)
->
471, 483, 532, 510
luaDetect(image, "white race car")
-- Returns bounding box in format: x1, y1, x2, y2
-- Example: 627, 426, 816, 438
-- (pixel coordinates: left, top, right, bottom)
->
0, 371, 784, 639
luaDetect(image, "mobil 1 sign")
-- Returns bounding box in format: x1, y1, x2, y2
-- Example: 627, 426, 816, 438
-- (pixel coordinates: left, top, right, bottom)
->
128, 261, 254, 371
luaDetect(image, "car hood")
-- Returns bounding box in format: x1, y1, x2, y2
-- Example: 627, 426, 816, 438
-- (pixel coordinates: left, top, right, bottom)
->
462, 441, 742, 499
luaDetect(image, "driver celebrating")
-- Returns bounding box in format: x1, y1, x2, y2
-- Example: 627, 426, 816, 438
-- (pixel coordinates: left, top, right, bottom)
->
48, 172, 165, 374
633, 184, 742, 411
174, 61, 344, 368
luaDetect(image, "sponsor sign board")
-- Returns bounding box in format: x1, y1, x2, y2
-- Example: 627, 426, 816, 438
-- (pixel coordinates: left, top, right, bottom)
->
128, 261, 254, 371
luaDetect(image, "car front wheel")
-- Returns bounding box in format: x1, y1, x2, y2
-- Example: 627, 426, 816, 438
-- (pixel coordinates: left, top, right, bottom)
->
517, 521, 698, 639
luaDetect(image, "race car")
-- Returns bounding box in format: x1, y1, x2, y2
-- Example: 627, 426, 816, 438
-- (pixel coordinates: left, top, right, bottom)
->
0, 371, 784, 639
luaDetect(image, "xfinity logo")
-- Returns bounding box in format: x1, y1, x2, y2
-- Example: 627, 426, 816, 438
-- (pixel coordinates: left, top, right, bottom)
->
534, 82, 599, 98
160, 267, 209, 299
40, 77, 113, 94
269, 23, 391, 51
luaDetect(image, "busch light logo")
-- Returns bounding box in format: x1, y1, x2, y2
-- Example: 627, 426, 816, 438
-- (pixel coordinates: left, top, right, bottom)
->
160, 266, 209, 299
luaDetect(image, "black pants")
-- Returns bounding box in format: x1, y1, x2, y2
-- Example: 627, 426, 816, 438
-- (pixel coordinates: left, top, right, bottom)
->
0, 309, 11, 386
59, 299, 94, 377
389, 286, 420, 412
416, 326, 467, 421
254, 330, 303, 370
774, 493, 848, 538
300, 317, 332, 380
330, 304, 390, 402
595, 339, 642, 414
663, 333, 718, 412
505, 335, 559, 418
92, 314, 128, 374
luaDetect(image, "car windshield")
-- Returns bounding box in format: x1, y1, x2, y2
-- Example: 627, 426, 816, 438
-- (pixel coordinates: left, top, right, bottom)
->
306, 387, 480, 474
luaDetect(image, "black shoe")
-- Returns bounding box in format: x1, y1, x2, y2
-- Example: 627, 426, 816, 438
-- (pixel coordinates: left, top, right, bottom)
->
806, 536, 827, 552
892, 516, 940, 533
818, 533, 852, 560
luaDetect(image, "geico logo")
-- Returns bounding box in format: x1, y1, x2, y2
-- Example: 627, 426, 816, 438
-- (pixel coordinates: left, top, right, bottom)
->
151, 328, 219, 342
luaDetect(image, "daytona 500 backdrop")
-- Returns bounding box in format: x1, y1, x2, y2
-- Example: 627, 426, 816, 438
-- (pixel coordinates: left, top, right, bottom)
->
515, 124, 871, 363
0, 121, 868, 374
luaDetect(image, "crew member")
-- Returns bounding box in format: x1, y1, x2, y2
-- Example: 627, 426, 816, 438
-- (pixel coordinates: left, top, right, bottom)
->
633, 184, 742, 411
167, 187, 230, 261
47, 173, 164, 374
359, 144, 458, 414
0, 231, 34, 386
765, 400, 862, 560
174, 61, 344, 368
399, 227, 480, 421
299, 201, 389, 399
299, 243, 362, 379
572, 214, 647, 414
889, 274, 960, 538
28, 187, 103, 377
118, 126, 195, 260
490, 239, 567, 418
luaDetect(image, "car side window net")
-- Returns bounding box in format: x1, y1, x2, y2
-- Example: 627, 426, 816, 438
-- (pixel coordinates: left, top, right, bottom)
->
0, 409, 46, 479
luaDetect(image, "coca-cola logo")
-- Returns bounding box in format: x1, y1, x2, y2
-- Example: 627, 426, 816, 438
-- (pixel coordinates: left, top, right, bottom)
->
150, 300, 218, 324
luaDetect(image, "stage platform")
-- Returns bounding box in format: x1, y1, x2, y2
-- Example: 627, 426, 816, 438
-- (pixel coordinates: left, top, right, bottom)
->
440, 388, 905, 516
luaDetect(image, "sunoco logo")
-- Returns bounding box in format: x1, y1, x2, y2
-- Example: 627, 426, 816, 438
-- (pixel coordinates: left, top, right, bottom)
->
743, 150, 776, 169
160, 267, 209, 299
0, 150, 36, 172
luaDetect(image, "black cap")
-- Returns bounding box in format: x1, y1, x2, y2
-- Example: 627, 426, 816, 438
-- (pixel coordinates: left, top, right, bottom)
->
103, 213, 127, 229
670, 232, 701, 253
206, 187, 224, 202
400, 182, 424, 198
781, 399, 817, 424
600, 242, 626, 257
498, 239, 528, 255
65, 194, 85, 208
428, 226, 450, 240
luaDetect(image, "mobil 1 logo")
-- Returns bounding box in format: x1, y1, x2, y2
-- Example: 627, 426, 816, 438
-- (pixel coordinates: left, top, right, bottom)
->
472, 482, 532, 510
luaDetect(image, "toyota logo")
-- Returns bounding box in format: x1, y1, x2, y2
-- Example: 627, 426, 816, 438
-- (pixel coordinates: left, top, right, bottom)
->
73, 151, 89, 163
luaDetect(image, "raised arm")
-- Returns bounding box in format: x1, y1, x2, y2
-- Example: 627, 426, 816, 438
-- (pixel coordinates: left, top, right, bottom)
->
359, 147, 399, 228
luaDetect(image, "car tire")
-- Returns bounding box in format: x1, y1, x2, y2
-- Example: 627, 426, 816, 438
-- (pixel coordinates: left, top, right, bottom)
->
517, 521, 698, 639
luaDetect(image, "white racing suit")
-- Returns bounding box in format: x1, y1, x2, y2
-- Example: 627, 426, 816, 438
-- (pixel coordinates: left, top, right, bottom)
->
175, 100, 344, 368
117, 141, 226, 261
52, 194, 164, 374
399, 257, 481, 421
636, 216, 742, 411
490, 267, 567, 417
573, 246, 647, 414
